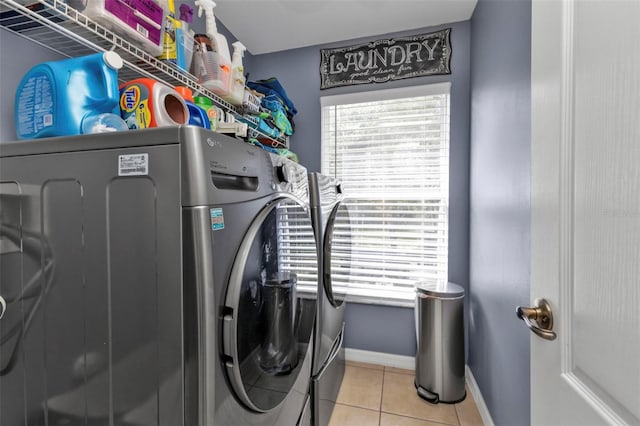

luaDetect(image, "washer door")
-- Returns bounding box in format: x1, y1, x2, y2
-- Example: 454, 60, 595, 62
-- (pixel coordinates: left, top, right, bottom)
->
222, 197, 317, 413
323, 202, 351, 308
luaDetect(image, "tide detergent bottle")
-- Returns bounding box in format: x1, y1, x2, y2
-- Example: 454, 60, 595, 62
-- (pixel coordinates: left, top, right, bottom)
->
119, 78, 189, 129
14, 52, 124, 139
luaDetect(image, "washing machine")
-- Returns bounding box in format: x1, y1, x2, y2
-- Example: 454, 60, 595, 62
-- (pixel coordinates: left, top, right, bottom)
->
308, 172, 351, 426
0, 127, 317, 425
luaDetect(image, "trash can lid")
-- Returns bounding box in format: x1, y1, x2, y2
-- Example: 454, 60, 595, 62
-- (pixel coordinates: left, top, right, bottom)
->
263, 272, 297, 287
415, 281, 464, 298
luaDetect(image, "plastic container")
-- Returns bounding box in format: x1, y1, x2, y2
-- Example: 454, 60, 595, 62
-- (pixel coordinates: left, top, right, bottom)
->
195, 0, 231, 63
242, 89, 263, 114
222, 41, 246, 106
176, 3, 195, 72
68, 0, 164, 56
193, 96, 218, 130
190, 33, 230, 96
192, 0, 231, 96
119, 78, 188, 129
174, 87, 211, 129
14, 51, 124, 140
82, 113, 128, 134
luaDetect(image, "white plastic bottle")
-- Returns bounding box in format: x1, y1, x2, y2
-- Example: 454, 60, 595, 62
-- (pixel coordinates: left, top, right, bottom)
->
194, 0, 231, 96
223, 41, 246, 106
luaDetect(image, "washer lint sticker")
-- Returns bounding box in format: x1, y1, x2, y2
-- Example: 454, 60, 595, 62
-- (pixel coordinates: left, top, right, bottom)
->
118, 153, 149, 176
210, 208, 224, 230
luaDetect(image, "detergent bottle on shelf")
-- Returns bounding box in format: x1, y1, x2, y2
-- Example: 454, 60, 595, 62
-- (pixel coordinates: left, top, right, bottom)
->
119, 78, 189, 129
192, 0, 231, 96
157, 0, 180, 63
223, 41, 247, 106
14, 51, 125, 139
174, 86, 211, 129
193, 95, 218, 130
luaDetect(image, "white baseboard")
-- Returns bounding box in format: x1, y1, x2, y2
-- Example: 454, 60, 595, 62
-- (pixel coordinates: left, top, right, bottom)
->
344, 348, 415, 370
465, 365, 495, 426
344, 349, 494, 426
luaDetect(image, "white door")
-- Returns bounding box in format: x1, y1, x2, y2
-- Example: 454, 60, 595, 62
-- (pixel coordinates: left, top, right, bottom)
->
530, 0, 640, 424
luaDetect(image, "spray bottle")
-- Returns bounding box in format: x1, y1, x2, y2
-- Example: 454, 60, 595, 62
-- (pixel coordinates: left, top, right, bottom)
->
194, 0, 231, 96
223, 41, 247, 106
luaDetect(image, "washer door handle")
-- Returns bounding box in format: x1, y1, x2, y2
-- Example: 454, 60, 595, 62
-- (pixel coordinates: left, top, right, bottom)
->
0, 295, 6, 320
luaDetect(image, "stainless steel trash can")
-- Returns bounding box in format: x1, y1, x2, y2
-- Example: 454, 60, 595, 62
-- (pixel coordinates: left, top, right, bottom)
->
414, 281, 466, 403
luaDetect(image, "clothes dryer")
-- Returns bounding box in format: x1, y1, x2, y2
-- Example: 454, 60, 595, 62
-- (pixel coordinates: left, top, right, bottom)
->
308, 172, 351, 426
0, 127, 317, 426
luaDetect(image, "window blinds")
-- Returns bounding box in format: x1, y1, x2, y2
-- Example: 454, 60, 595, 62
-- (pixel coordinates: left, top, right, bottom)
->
321, 84, 450, 305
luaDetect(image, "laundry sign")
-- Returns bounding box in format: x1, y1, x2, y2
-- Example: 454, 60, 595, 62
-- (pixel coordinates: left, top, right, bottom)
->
320, 28, 451, 89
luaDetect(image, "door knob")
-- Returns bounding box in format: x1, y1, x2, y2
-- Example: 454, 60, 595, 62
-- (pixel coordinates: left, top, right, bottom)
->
516, 298, 557, 341
0, 295, 6, 320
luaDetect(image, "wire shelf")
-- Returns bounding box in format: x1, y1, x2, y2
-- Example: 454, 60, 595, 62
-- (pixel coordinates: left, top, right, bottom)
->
0, 0, 288, 148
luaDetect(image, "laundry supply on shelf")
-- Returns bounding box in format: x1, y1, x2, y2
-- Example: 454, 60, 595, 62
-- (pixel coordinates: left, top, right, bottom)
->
14, 51, 126, 139
157, 0, 180, 63
222, 41, 247, 106
119, 78, 188, 129
176, 3, 195, 72
2, 0, 291, 150
82, 113, 129, 134
175, 86, 211, 129
242, 88, 264, 114
192, 0, 231, 96
67, 0, 165, 57
193, 96, 218, 130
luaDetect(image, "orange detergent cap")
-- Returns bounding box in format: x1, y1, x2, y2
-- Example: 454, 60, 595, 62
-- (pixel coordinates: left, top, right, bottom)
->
174, 86, 194, 102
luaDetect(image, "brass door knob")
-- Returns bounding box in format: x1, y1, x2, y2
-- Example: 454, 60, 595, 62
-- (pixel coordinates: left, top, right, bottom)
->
516, 298, 557, 341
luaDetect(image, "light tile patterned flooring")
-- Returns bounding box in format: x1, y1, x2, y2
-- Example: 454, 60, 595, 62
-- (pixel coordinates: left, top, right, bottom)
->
328, 361, 484, 426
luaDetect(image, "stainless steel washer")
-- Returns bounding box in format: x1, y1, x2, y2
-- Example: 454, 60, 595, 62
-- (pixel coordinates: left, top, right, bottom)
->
308, 172, 351, 426
0, 127, 318, 425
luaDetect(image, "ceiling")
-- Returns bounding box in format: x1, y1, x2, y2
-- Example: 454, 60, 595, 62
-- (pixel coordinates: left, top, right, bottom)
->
213, 0, 478, 55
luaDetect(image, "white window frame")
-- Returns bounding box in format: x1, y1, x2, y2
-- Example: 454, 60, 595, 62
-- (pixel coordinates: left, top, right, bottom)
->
321, 83, 451, 307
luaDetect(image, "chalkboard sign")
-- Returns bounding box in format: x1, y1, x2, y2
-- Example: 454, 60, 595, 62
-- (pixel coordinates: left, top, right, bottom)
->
320, 28, 451, 89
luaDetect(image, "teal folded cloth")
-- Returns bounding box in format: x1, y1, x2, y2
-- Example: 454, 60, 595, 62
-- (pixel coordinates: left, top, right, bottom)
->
271, 109, 293, 135
257, 118, 280, 138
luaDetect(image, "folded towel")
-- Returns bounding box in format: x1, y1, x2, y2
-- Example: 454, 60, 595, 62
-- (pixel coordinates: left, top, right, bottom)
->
248, 78, 297, 116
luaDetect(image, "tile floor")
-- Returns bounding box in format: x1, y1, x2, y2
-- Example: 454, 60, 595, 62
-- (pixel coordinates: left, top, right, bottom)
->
328, 361, 484, 426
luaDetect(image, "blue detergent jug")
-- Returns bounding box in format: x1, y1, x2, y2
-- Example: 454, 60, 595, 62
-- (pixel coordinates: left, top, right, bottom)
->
174, 86, 211, 129
14, 52, 124, 139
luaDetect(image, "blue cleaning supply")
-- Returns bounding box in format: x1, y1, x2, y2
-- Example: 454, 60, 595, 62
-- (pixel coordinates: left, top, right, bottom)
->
175, 86, 211, 129
15, 52, 124, 139
185, 103, 211, 129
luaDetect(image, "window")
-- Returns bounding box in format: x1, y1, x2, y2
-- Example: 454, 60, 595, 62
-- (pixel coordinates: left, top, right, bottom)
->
321, 83, 450, 306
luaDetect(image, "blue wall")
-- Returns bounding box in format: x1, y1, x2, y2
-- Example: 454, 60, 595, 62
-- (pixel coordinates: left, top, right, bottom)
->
249, 21, 471, 357
469, 0, 531, 424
